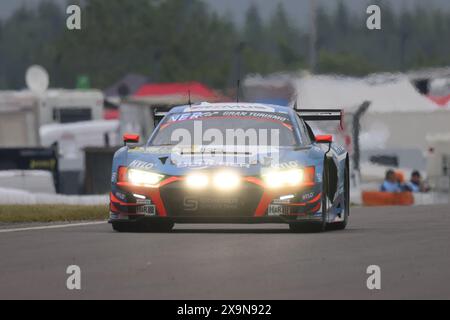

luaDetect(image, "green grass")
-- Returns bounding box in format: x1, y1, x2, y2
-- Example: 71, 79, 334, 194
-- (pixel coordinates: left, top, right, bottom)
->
0, 205, 109, 223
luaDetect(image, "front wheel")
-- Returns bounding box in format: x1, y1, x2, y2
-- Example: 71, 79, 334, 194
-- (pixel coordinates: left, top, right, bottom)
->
327, 158, 350, 231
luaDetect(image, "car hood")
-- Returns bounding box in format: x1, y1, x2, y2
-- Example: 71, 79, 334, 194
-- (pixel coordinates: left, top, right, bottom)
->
125, 145, 324, 176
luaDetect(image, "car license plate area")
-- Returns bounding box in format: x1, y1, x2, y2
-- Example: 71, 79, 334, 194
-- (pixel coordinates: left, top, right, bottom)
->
137, 205, 156, 216
268, 204, 285, 216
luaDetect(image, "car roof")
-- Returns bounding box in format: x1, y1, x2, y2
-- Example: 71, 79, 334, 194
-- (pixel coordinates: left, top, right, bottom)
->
169, 102, 292, 114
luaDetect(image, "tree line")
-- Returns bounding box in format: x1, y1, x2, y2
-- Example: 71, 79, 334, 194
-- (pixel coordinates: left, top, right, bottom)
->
0, 0, 449, 91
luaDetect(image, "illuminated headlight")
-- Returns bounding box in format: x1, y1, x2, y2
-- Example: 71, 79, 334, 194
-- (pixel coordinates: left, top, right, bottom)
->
128, 169, 164, 187
213, 171, 241, 191
186, 173, 209, 189
263, 169, 304, 189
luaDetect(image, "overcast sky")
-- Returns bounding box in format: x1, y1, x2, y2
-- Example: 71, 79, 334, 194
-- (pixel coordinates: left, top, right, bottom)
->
1, 0, 450, 26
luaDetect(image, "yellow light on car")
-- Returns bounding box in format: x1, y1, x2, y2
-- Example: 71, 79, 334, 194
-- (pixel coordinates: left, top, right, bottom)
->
264, 171, 285, 189
213, 171, 241, 191
128, 169, 164, 187
284, 169, 304, 186
263, 169, 304, 189
186, 173, 209, 189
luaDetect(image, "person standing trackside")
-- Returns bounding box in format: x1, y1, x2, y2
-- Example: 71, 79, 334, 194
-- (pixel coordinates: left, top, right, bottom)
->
380, 170, 402, 193
405, 170, 430, 193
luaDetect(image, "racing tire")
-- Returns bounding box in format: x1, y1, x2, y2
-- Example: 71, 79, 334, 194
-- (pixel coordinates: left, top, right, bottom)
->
327, 157, 350, 231
289, 159, 329, 233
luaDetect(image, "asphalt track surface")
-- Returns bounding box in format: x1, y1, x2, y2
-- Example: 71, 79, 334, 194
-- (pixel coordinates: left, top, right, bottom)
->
0, 205, 449, 300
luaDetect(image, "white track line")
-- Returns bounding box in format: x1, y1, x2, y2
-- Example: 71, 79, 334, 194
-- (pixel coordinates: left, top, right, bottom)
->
0, 221, 107, 234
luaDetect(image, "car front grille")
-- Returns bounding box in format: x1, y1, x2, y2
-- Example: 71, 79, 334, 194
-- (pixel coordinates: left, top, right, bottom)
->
160, 181, 264, 217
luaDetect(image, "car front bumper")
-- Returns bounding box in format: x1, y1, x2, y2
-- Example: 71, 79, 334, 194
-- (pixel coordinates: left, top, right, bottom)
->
110, 176, 323, 223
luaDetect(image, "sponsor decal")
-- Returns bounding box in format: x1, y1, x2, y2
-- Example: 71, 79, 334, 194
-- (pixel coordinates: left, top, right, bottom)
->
114, 191, 127, 201
272, 199, 291, 204
176, 160, 251, 169
136, 199, 153, 205
167, 111, 289, 123
29, 159, 57, 170
128, 147, 145, 153
200, 198, 238, 210
183, 197, 199, 211
128, 146, 174, 154
270, 160, 299, 169
302, 192, 315, 201
168, 112, 220, 122
129, 160, 154, 170
141, 146, 174, 154
184, 197, 239, 211
316, 172, 323, 182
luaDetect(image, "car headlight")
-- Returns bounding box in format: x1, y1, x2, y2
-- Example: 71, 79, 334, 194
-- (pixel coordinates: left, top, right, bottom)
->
186, 173, 209, 189
128, 169, 164, 187
213, 171, 241, 191
263, 169, 304, 189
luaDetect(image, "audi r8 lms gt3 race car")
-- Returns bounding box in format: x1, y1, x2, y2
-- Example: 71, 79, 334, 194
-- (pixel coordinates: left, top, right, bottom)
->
109, 103, 350, 233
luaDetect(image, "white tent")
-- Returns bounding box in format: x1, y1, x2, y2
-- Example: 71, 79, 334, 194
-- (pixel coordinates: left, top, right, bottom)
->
294, 75, 450, 151
295, 75, 441, 113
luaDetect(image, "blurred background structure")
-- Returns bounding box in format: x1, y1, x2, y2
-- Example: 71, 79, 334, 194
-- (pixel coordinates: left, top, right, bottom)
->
0, 0, 449, 205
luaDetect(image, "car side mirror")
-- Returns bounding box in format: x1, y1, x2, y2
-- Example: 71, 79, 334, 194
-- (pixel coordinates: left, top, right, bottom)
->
123, 133, 140, 145
316, 135, 333, 144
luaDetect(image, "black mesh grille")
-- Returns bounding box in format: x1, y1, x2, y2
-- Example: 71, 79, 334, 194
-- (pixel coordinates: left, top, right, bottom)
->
160, 181, 263, 217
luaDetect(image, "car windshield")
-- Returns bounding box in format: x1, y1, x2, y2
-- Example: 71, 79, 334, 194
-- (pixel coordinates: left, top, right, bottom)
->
149, 111, 299, 147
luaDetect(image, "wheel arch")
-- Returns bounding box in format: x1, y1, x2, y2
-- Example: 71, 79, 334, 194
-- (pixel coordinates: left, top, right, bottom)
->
324, 154, 338, 201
